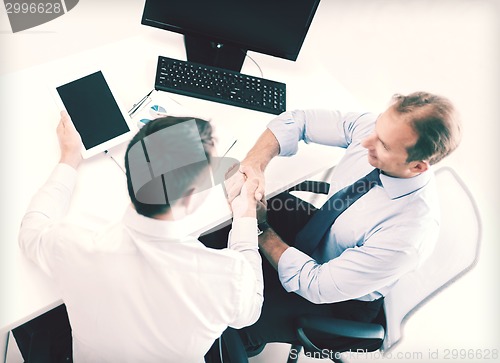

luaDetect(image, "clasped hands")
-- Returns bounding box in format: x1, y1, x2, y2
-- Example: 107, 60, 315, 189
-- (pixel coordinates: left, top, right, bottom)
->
225, 164, 267, 222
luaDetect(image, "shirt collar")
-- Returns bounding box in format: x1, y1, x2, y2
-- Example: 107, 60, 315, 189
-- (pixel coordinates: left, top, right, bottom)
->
379, 169, 433, 199
123, 205, 188, 241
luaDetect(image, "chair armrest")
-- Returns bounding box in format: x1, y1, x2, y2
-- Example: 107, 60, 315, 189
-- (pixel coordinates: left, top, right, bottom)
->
288, 181, 330, 195
296, 316, 385, 353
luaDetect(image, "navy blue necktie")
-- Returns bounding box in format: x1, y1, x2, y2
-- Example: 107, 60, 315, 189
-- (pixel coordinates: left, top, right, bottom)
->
294, 169, 381, 255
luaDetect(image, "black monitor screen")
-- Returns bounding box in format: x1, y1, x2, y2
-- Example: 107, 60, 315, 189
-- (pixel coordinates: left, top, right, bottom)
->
141, 0, 320, 67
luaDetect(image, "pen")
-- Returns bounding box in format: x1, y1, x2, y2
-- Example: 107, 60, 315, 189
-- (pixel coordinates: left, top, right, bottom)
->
128, 89, 154, 117
221, 139, 237, 158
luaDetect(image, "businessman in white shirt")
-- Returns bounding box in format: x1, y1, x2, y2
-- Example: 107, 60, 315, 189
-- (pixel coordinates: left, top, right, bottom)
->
18, 112, 263, 362
221, 91, 462, 354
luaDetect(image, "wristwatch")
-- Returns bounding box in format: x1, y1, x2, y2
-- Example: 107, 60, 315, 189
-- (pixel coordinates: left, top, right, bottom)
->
257, 221, 271, 236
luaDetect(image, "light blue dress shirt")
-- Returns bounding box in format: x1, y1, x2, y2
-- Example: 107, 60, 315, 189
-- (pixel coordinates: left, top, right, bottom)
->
267, 109, 440, 303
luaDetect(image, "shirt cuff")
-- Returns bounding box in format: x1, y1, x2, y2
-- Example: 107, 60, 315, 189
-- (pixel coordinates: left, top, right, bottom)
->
277, 246, 314, 292
228, 217, 258, 251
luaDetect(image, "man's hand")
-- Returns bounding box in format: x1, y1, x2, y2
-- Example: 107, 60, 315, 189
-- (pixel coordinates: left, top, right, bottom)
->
230, 178, 259, 219
225, 163, 265, 204
224, 128, 280, 204
56, 110, 83, 169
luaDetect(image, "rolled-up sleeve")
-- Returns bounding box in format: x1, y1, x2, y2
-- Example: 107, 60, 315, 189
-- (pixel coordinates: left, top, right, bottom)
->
267, 109, 371, 157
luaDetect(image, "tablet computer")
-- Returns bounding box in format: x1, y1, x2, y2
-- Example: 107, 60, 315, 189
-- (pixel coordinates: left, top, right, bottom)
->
51, 69, 134, 159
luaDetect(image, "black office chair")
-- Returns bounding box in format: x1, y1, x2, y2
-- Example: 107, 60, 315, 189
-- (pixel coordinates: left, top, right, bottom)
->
279, 166, 481, 363
205, 328, 249, 363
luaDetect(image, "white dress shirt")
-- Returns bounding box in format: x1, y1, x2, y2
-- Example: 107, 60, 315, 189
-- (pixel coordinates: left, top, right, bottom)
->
19, 163, 263, 363
267, 109, 440, 303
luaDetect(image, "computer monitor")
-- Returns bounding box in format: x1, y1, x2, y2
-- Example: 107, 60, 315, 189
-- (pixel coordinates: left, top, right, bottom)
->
141, 0, 321, 73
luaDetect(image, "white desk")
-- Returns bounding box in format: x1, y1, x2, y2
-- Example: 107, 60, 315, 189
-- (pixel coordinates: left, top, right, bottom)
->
0, 33, 360, 360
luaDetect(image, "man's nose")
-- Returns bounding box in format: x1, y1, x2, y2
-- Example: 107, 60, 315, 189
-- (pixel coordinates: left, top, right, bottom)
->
361, 134, 373, 149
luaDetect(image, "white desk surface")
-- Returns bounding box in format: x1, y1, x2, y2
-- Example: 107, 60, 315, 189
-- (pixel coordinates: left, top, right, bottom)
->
0, 33, 361, 336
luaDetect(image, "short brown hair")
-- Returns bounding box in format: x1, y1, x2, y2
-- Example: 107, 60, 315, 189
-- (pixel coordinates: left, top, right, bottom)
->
391, 92, 461, 165
124, 116, 214, 218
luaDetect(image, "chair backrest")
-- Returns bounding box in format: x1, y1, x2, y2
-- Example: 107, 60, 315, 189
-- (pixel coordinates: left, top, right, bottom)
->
381, 166, 481, 351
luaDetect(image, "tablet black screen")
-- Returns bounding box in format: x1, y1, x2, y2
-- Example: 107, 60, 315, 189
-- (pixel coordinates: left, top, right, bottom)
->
56, 71, 130, 150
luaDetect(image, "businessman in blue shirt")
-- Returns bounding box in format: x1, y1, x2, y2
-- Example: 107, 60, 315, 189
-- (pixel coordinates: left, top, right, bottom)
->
217, 91, 462, 354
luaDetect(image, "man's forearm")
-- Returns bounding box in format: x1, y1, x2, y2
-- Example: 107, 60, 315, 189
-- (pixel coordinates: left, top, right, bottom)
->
243, 128, 280, 171
258, 227, 289, 270
228, 217, 264, 327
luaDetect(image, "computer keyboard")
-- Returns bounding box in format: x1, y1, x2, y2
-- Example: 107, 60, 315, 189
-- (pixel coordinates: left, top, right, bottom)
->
154, 56, 286, 115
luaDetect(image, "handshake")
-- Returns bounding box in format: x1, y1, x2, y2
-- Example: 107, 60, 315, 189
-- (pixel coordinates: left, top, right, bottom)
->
225, 163, 267, 221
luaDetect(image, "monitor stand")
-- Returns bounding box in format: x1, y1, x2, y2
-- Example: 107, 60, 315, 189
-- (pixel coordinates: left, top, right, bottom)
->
184, 35, 247, 73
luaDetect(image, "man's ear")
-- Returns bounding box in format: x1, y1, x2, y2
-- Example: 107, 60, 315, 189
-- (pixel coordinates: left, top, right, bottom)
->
410, 160, 429, 174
